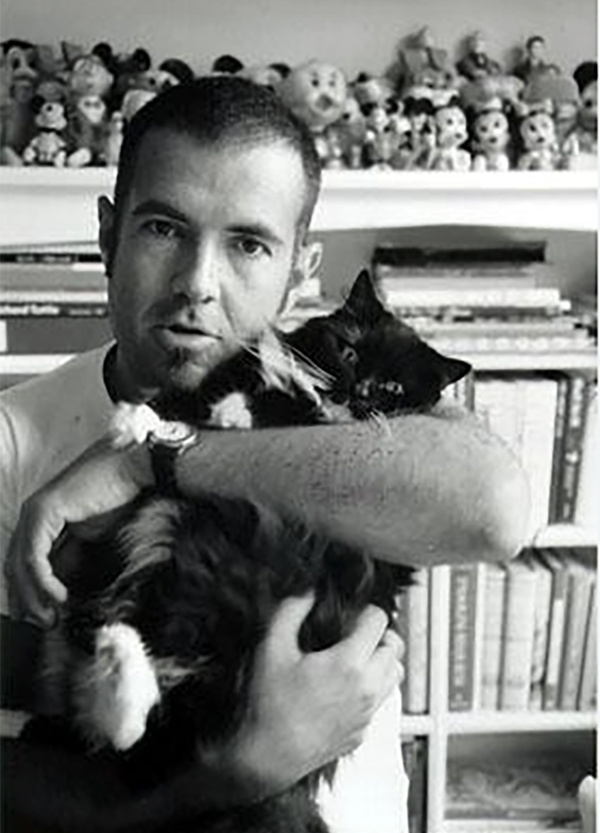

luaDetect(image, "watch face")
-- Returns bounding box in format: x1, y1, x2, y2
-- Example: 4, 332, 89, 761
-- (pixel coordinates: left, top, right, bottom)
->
153, 420, 197, 448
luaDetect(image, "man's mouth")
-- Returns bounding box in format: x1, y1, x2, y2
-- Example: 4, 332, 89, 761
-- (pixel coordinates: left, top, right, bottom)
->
155, 323, 223, 349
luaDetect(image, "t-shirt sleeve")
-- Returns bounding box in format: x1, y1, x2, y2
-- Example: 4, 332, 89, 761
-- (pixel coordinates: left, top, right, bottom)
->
0, 401, 21, 615
317, 688, 409, 833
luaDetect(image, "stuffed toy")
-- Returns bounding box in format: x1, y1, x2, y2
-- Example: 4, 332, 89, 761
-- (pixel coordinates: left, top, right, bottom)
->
573, 61, 597, 155
352, 72, 396, 108
431, 101, 471, 170
394, 94, 437, 169
459, 73, 525, 116
67, 51, 113, 101
66, 92, 109, 167
0, 39, 39, 163
361, 99, 406, 169
278, 59, 348, 165
512, 35, 560, 83
470, 103, 511, 170
22, 97, 67, 166
517, 105, 559, 170
212, 55, 290, 92
325, 94, 366, 169
120, 56, 195, 122
400, 27, 456, 92
102, 109, 125, 166
456, 31, 502, 81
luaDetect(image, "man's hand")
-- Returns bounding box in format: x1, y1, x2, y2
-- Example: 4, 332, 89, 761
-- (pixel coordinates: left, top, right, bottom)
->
221, 594, 405, 796
5, 439, 152, 627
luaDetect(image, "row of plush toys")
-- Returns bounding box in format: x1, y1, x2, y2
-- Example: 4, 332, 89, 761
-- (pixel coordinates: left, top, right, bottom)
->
1, 30, 597, 171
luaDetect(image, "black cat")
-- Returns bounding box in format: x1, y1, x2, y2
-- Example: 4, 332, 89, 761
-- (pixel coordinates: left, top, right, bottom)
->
25, 270, 471, 832
151, 269, 471, 428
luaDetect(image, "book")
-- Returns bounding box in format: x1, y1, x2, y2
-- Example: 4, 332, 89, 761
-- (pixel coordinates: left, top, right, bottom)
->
480, 563, 507, 709
555, 374, 592, 523
517, 377, 559, 537
499, 558, 538, 710
578, 577, 597, 711
548, 374, 571, 524
373, 242, 548, 267
538, 550, 570, 710
402, 569, 430, 715
381, 287, 564, 310
524, 551, 554, 710
402, 738, 427, 833
574, 385, 598, 534
558, 550, 595, 710
0, 317, 111, 355
448, 563, 482, 711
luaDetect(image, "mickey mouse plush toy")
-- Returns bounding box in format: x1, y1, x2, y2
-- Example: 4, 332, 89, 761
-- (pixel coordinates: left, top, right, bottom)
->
22, 97, 67, 166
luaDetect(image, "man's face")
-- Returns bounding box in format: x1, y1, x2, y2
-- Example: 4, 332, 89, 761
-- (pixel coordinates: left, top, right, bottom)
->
99, 130, 309, 400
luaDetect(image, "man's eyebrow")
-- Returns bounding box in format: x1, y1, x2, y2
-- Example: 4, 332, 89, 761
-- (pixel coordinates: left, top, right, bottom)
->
228, 223, 284, 247
131, 200, 190, 222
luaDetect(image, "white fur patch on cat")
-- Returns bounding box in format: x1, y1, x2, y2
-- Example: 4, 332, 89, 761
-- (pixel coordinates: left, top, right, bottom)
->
208, 392, 253, 429
74, 623, 160, 751
109, 402, 162, 448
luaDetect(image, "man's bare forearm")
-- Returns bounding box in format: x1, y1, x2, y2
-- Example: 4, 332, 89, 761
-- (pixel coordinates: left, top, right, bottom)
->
176, 408, 530, 567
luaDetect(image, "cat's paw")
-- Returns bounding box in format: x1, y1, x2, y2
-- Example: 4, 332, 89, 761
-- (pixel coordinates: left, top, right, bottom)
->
208, 392, 253, 429
109, 402, 162, 448
74, 623, 160, 751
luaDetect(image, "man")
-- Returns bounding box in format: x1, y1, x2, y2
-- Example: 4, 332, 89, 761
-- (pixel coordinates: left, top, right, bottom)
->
1, 76, 530, 832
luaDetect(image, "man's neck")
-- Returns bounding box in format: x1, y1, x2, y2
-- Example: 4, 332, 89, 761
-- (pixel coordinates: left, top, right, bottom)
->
102, 345, 158, 405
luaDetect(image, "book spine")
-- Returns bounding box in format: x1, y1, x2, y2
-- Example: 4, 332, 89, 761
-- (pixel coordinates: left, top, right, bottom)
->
520, 378, 559, 538
372, 242, 547, 265
548, 375, 570, 524
480, 564, 507, 710
526, 552, 554, 710
540, 552, 569, 710
499, 561, 538, 710
382, 287, 561, 309
0, 302, 108, 318
403, 737, 427, 833
574, 386, 598, 533
558, 555, 594, 710
578, 579, 597, 711
448, 564, 480, 711
404, 569, 430, 715
556, 374, 591, 523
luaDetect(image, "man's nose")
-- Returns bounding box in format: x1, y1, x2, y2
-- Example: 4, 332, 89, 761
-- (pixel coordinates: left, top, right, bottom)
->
171, 240, 221, 303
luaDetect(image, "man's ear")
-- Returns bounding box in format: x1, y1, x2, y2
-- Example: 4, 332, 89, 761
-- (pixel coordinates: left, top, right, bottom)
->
98, 195, 117, 278
280, 240, 323, 318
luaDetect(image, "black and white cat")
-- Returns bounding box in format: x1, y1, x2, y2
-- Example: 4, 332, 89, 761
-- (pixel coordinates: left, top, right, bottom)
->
29, 271, 470, 832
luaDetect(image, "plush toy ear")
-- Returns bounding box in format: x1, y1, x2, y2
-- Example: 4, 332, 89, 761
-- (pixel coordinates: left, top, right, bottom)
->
74, 623, 160, 751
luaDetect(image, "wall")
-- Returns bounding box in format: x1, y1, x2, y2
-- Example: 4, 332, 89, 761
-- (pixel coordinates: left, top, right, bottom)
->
2, 0, 597, 80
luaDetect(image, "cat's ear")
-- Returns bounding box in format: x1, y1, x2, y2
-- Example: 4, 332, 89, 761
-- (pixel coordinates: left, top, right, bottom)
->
436, 354, 472, 390
343, 270, 386, 321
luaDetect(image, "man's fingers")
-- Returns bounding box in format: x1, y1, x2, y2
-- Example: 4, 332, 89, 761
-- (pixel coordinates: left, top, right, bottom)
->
333, 604, 388, 665
262, 593, 316, 664
366, 638, 405, 709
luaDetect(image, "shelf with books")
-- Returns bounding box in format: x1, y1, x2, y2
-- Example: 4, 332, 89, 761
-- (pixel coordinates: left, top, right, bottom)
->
445, 710, 597, 735
0, 168, 597, 247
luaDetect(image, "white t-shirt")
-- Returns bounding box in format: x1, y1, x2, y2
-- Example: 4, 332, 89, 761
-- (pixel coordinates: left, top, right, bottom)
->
0, 344, 409, 833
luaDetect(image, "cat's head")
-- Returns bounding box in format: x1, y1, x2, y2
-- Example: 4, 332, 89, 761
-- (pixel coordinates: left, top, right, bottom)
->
322, 270, 471, 414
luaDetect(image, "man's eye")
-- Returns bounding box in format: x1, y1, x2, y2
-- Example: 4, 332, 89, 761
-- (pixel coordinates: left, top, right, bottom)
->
144, 219, 180, 239
237, 238, 269, 258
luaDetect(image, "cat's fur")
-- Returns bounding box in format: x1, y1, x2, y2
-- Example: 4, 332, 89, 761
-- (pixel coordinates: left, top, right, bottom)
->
27, 271, 471, 832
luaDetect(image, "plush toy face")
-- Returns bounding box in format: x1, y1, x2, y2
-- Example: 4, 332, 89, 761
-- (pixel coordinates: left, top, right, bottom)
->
520, 111, 556, 149
580, 80, 597, 131
474, 109, 509, 150
36, 101, 67, 132
280, 60, 347, 132
435, 105, 467, 148
76, 93, 107, 125
70, 54, 113, 99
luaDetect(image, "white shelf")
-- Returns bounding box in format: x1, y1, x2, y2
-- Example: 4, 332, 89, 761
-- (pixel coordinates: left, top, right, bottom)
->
0, 168, 597, 247
446, 710, 597, 735
534, 524, 597, 548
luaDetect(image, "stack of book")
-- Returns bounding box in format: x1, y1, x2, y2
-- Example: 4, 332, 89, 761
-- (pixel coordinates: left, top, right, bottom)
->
372, 243, 595, 358
0, 245, 111, 358
400, 549, 597, 716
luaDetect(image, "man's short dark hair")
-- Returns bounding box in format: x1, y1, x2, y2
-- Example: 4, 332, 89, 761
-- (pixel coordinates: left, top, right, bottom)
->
113, 75, 322, 238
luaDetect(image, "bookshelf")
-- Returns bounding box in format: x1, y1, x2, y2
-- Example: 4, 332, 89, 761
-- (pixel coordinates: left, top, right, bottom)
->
0, 168, 596, 833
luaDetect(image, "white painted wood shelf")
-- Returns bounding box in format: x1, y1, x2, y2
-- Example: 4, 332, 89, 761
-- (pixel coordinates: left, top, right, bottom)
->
0, 168, 597, 247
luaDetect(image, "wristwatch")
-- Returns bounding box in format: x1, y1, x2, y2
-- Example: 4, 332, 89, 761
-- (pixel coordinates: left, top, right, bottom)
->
146, 419, 200, 496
